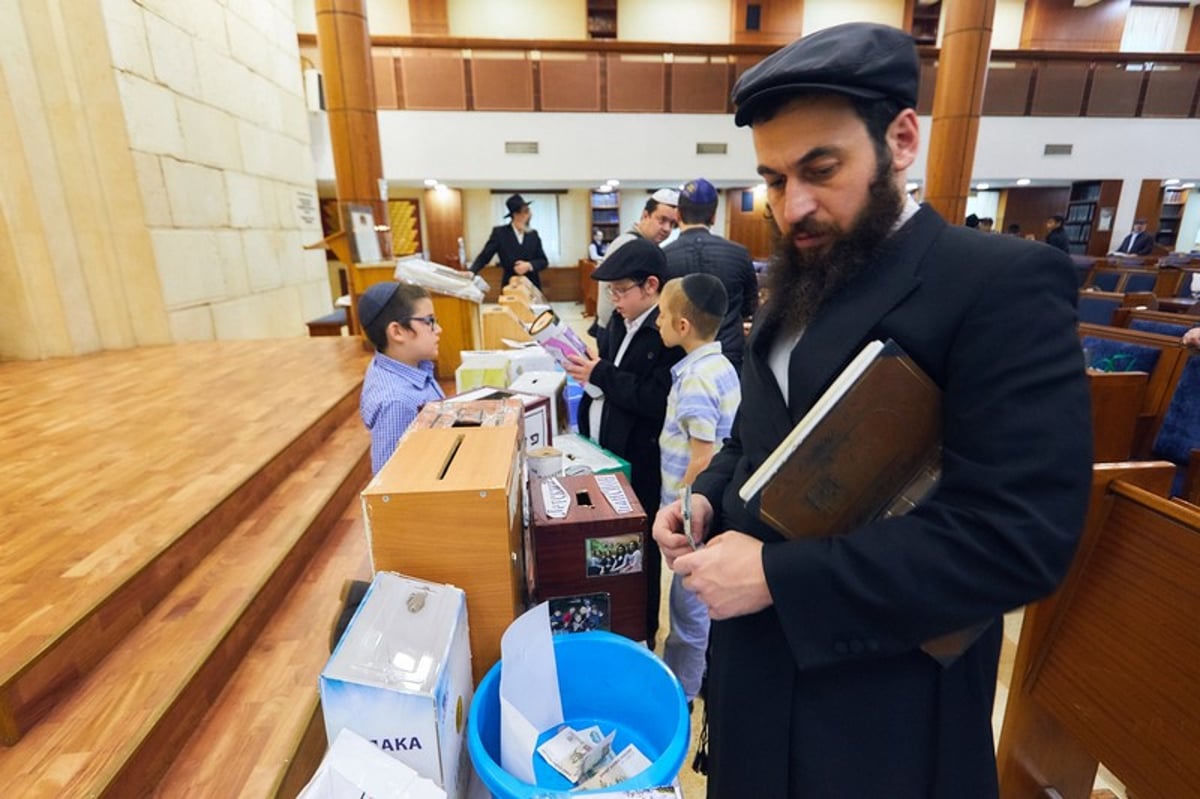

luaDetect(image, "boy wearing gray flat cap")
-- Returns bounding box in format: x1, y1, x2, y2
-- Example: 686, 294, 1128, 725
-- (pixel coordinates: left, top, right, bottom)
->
653, 22, 1091, 798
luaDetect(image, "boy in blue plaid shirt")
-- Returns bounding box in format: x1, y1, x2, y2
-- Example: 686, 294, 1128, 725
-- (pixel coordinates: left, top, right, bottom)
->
358, 282, 444, 474
655, 274, 741, 704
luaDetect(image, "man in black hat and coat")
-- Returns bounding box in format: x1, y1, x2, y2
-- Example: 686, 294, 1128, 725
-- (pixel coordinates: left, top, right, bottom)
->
469, 193, 549, 289
652, 22, 1092, 798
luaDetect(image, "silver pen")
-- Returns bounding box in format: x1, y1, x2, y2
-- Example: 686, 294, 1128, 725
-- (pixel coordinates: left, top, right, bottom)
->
682, 484, 697, 550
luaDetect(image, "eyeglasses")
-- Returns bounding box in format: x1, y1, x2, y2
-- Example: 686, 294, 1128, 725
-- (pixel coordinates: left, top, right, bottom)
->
402, 315, 438, 328
606, 281, 646, 300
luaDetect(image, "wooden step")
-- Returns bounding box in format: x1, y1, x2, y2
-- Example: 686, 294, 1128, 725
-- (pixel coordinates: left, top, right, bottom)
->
154, 500, 371, 798
0, 412, 370, 795
0, 339, 370, 745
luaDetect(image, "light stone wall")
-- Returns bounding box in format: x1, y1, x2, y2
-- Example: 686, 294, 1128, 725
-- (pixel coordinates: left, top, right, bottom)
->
104, 0, 330, 342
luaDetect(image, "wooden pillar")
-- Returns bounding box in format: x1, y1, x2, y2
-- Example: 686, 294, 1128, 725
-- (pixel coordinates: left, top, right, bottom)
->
315, 0, 389, 262
924, 0, 995, 227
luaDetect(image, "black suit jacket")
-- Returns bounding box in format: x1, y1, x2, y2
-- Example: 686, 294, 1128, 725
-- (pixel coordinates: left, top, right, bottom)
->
469, 224, 549, 288
1116, 230, 1153, 255
578, 307, 683, 517
663, 228, 759, 370
693, 206, 1093, 798
1045, 225, 1071, 253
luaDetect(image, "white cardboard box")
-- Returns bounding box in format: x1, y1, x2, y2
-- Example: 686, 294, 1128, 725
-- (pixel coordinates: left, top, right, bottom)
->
320, 573, 474, 799
508, 370, 568, 434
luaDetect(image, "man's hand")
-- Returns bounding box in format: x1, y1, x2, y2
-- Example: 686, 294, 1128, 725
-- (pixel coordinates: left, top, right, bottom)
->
562, 351, 600, 386
653, 494, 714, 567
675, 531, 772, 620
1183, 326, 1200, 351
514, 260, 533, 275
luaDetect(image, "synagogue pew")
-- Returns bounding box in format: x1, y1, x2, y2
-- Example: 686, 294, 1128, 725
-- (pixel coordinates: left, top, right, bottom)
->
1077, 290, 1157, 326
996, 461, 1199, 799
1111, 307, 1198, 337
1087, 370, 1148, 462
1078, 322, 1190, 455
1082, 268, 1160, 295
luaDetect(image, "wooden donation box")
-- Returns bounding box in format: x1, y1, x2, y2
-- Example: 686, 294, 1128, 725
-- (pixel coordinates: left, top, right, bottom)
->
363, 425, 524, 684
528, 473, 648, 641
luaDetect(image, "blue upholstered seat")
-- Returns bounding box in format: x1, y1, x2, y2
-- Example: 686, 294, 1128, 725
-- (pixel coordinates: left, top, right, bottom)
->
1090, 272, 1121, 291
1077, 296, 1121, 326
1080, 336, 1162, 374
1122, 273, 1156, 293
1129, 319, 1192, 338
1151, 355, 1200, 497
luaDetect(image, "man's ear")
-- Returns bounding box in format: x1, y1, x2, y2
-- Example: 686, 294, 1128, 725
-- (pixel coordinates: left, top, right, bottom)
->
887, 108, 920, 173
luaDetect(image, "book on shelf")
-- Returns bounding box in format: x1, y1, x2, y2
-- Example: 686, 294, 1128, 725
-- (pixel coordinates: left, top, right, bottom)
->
737, 338, 984, 665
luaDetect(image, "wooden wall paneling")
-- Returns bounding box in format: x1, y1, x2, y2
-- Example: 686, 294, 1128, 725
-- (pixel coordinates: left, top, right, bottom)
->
470, 53, 535, 111
423, 187, 463, 269
606, 54, 665, 112
1000, 186, 1071, 239
399, 48, 466, 110
670, 58, 729, 113
1086, 63, 1141, 117
725, 188, 773, 262
1133, 178, 1164, 235
1020, 0, 1131, 51
1142, 65, 1200, 118
731, 0, 804, 45
409, 0, 449, 36
983, 62, 1034, 115
372, 51, 398, 109
540, 53, 601, 111
916, 58, 937, 116
1190, 9, 1200, 52
1031, 62, 1089, 116
732, 54, 763, 87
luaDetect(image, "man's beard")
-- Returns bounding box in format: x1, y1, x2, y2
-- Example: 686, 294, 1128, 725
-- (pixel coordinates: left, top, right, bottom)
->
762, 154, 904, 336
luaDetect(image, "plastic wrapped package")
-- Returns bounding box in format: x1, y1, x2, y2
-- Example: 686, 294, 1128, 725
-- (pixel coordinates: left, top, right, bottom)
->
394, 256, 486, 303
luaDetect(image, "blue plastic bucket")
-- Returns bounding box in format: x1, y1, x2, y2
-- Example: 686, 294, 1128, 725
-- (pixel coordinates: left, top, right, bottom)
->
467, 631, 689, 797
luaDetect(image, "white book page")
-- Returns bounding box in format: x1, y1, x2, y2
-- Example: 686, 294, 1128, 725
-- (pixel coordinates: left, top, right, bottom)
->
738, 340, 885, 503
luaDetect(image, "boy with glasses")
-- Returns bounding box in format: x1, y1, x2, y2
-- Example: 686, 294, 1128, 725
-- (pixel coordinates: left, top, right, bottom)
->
564, 237, 684, 647
357, 281, 444, 474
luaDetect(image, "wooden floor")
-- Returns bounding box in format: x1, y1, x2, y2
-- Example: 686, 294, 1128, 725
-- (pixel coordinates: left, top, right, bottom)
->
0, 338, 373, 795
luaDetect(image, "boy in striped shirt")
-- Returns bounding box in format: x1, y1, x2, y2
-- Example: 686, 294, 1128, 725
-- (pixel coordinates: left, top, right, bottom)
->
655, 273, 742, 706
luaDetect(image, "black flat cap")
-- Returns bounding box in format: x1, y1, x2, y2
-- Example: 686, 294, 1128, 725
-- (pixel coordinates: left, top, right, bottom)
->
732, 22, 918, 127
591, 237, 667, 282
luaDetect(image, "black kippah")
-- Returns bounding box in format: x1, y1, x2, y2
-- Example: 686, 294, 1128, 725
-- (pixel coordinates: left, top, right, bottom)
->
681, 273, 728, 319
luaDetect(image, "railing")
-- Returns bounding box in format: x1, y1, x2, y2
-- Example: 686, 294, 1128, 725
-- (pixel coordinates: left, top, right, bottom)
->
297, 35, 1200, 119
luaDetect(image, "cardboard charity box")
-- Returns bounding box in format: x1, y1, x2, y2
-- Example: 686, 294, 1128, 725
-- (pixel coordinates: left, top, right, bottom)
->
554, 433, 632, 480
454, 350, 510, 393
410, 398, 524, 435
528, 473, 648, 642
508, 370, 568, 434
363, 425, 525, 684
320, 572, 472, 798
443, 386, 553, 451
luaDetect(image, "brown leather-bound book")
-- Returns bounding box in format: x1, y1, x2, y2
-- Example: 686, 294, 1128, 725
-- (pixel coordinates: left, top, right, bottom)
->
739, 339, 984, 665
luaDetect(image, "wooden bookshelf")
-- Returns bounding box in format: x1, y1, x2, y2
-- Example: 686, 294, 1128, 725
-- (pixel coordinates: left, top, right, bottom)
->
590, 189, 621, 245
587, 0, 616, 39
1157, 187, 1190, 250
1065, 180, 1122, 256
909, 0, 942, 45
